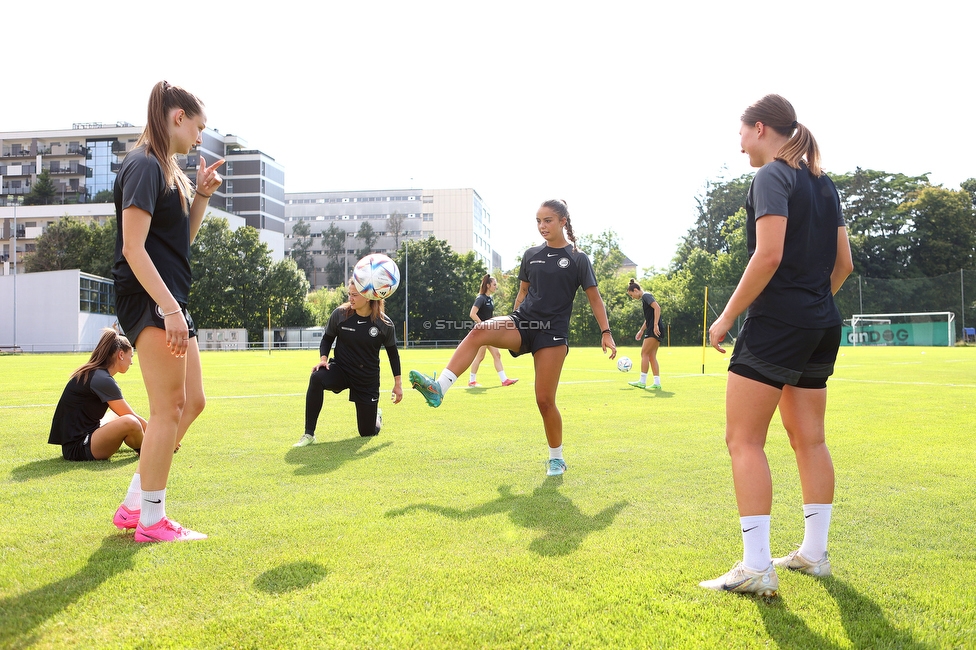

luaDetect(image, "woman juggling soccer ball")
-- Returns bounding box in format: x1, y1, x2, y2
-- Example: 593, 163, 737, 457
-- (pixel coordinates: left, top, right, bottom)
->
699, 95, 853, 595
625, 278, 663, 390
293, 281, 403, 447
409, 199, 617, 476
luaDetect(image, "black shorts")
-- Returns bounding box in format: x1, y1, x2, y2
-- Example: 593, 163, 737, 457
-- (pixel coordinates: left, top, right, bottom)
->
643, 329, 663, 343
62, 432, 96, 461
116, 292, 196, 348
728, 316, 841, 390
508, 314, 569, 358
310, 359, 380, 404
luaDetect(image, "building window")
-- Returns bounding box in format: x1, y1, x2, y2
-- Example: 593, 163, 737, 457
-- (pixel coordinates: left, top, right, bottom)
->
80, 276, 115, 315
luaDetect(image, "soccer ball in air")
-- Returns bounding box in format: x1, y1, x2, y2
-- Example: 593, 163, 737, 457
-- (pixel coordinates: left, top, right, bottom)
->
617, 356, 633, 372
352, 254, 401, 300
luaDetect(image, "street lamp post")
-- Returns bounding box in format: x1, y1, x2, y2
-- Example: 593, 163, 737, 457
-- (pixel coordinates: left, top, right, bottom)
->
403, 238, 409, 349
7, 194, 20, 351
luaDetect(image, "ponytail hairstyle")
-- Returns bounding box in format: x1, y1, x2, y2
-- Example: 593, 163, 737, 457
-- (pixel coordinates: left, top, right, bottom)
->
72, 328, 132, 384
478, 274, 494, 295
343, 280, 387, 322
136, 81, 205, 213
628, 278, 643, 293
741, 94, 822, 177
541, 199, 576, 244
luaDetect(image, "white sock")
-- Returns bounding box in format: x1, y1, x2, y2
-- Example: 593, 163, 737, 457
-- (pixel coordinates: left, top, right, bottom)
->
141, 488, 167, 527
437, 369, 457, 394
740, 515, 772, 571
639, 372, 648, 384
653, 376, 661, 386
549, 445, 563, 460
122, 473, 141, 509
798, 503, 833, 560
498, 371, 508, 382
469, 372, 477, 383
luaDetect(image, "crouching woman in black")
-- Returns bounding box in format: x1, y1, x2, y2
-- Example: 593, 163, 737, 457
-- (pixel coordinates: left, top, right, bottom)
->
293, 281, 403, 446
49, 327, 147, 460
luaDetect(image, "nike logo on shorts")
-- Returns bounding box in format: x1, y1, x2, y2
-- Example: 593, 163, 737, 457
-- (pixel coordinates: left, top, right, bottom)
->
553, 337, 564, 341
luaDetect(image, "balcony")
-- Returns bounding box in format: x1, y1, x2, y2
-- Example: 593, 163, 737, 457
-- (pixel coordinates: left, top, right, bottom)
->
2, 149, 32, 158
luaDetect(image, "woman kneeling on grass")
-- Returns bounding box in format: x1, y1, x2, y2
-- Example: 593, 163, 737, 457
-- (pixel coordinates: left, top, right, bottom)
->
409, 199, 616, 477
293, 281, 403, 447
48, 327, 146, 461
699, 94, 853, 596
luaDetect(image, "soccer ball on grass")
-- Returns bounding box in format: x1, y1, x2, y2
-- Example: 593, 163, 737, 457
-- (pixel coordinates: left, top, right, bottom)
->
352, 254, 401, 300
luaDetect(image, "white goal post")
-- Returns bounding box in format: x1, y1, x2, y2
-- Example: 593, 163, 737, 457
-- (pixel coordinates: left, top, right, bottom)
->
849, 312, 955, 347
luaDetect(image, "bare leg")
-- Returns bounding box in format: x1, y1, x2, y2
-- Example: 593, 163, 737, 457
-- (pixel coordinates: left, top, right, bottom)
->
779, 385, 834, 504
175, 339, 206, 449
725, 372, 782, 516
488, 345, 505, 374
470, 345, 488, 375
90, 415, 144, 459
133, 328, 186, 492
533, 346, 567, 448
445, 318, 522, 378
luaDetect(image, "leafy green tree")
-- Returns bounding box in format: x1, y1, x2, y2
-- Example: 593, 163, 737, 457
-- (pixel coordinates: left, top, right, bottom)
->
308, 284, 349, 326
93, 189, 114, 203
673, 173, 752, 271
385, 237, 486, 342
388, 211, 405, 249
571, 231, 626, 345
265, 257, 314, 328
289, 219, 314, 283
355, 222, 379, 259
830, 168, 929, 278
23, 217, 92, 271
904, 186, 976, 275
88, 219, 117, 278
23, 169, 58, 205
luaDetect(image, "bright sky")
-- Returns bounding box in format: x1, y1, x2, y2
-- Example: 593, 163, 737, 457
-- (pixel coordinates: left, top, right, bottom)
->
4, 1, 972, 272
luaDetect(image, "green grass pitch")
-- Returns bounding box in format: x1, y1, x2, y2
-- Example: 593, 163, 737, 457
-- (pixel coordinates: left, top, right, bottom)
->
1, 345, 974, 648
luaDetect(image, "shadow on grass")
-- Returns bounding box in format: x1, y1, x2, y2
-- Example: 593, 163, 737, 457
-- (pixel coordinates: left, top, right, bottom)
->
0, 535, 139, 649
254, 561, 328, 595
285, 436, 392, 476
755, 576, 931, 649
386, 476, 628, 556
10, 453, 139, 482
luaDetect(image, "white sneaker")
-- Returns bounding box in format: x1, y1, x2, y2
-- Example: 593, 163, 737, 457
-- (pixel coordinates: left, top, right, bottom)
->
699, 562, 778, 596
773, 549, 831, 576
375, 408, 383, 434
293, 433, 315, 447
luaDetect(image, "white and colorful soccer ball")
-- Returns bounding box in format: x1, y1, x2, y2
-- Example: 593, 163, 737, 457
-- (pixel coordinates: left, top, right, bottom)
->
617, 356, 633, 372
352, 254, 401, 300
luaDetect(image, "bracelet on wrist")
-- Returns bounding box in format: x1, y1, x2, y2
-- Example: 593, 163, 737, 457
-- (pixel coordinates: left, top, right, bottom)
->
196, 191, 212, 198
601, 329, 612, 335
162, 308, 182, 317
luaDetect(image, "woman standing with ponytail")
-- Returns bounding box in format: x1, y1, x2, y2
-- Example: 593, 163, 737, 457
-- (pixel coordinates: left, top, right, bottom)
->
699, 95, 853, 595
111, 81, 224, 542
410, 199, 617, 476
467, 274, 518, 388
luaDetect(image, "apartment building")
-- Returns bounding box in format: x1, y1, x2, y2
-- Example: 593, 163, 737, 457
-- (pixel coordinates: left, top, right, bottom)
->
285, 187, 500, 289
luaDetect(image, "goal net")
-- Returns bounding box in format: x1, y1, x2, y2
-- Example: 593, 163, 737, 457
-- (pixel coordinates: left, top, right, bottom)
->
846, 312, 956, 347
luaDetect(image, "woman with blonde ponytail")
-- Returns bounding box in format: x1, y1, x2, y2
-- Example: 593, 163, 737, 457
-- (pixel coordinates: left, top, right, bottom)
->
700, 94, 854, 595
111, 81, 224, 543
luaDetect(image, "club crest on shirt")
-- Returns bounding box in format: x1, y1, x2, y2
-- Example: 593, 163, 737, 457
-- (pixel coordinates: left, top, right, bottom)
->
557, 257, 570, 268
369, 326, 379, 337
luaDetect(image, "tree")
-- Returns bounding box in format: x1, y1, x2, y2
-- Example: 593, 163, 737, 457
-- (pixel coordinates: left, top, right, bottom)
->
904, 186, 976, 276
23, 169, 58, 206
388, 211, 405, 249
23, 217, 92, 271
265, 257, 315, 328
830, 168, 929, 278
355, 221, 379, 259
308, 284, 349, 326
384, 237, 487, 343
571, 230, 626, 345
87, 219, 118, 278
290, 219, 314, 283
673, 173, 752, 271
93, 189, 114, 203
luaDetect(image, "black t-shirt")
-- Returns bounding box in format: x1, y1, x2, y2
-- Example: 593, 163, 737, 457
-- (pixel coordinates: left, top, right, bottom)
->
112, 146, 192, 303
745, 160, 845, 328
472, 294, 494, 321
515, 243, 597, 336
641, 292, 662, 330
319, 308, 401, 387
49, 369, 123, 445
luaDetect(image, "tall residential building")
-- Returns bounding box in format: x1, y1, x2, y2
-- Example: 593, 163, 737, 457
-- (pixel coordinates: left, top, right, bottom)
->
285, 187, 499, 289
1, 122, 285, 263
